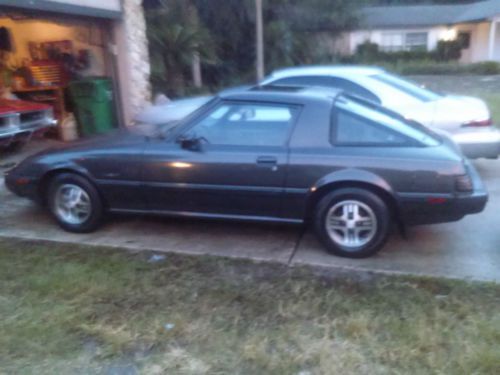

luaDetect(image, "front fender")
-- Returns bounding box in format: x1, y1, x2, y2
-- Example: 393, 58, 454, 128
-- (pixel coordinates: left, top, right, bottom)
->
42, 160, 93, 180
33, 160, 95, 203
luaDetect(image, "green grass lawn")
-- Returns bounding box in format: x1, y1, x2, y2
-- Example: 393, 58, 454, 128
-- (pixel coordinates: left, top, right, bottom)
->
481, 94, 500, 127
1, 238, 499, 374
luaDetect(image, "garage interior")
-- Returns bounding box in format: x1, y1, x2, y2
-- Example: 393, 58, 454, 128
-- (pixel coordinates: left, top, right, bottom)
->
0, 8, 119, 144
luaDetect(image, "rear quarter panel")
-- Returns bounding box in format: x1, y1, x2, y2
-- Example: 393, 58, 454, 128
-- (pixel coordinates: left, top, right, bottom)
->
284, 100, 465, 220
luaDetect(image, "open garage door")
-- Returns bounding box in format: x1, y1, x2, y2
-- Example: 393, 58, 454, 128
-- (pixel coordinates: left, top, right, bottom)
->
0, 1, 124, 149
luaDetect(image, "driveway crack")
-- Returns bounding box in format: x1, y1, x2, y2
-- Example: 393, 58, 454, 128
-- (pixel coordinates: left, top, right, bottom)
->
287, 226, 306, 265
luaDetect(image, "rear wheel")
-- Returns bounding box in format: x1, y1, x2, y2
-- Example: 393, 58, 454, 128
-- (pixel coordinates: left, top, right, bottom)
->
47, 173, 103, 233
314, 188, 391, 258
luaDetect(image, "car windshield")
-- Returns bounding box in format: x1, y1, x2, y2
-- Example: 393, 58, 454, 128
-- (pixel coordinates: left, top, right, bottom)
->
370, 73, 442, 102
159, 97, 218, 138
337, 95, 441, 146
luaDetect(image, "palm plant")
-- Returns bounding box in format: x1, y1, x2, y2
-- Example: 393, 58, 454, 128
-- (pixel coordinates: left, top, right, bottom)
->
146, 0, 216, 96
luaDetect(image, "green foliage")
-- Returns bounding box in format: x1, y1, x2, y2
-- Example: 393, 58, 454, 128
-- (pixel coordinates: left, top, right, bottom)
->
351, 40, 460, 64
262, 0, 360, 72
191, 0, 256, 88
146, 0, 216, 96
467, 61, 500, 75
354, 41, 379, 62
435, 40, 463, 61
146, 0, 359, 95
348, 38, 490, 72
377, 60, 500, 75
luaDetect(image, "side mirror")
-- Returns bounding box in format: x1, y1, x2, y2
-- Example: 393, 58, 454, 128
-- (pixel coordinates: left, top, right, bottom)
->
178, 136, 202, 151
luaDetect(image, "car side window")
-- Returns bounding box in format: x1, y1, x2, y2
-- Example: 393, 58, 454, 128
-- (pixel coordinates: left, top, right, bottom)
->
333, 109, 409, 146
184, 102, 298, 147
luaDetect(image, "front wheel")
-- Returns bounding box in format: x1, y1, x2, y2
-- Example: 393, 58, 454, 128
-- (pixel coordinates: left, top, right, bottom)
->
314, 188, 391, 258
47, 173, 104, 233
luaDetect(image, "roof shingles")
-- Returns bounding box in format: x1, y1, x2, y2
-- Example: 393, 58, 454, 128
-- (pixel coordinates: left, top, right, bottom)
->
360, 0, 500, 29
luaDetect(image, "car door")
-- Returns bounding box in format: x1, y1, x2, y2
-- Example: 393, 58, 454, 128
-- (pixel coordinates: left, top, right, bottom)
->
141, 100, 300, 218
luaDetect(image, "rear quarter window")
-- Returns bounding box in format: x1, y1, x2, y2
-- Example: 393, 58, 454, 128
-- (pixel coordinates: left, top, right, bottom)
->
333, 110, 409, 146
332, 98, 441, 147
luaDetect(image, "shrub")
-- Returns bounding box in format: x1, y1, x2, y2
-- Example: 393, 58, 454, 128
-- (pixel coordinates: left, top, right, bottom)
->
467, 61, 500, 75
355, 41, 379, 62
435, 40, 463, 61
353, 41, 434, 63
346, 41, 500, 75
384, 60, 500, 75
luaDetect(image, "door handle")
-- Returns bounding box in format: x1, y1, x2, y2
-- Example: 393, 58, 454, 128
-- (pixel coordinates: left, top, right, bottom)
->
256, 156, 278, 165
256, 156, 278, 171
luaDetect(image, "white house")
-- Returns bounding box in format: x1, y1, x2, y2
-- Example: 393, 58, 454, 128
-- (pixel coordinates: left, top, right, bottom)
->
343, 0, 500, 63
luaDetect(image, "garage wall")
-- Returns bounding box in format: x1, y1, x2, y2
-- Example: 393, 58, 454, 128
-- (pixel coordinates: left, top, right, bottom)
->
0, 17, 108, 77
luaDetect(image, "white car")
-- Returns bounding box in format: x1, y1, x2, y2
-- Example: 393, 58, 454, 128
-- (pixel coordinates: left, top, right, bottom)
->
135, 96, 213, 125
261, 66, 500, 159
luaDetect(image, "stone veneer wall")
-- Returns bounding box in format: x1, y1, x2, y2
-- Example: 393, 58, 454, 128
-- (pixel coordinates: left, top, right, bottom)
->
119, 0, 151, 123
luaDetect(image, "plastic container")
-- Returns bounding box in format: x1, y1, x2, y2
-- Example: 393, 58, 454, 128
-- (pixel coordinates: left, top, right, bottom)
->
69, 77, 116, 136
59, 113, 78, 142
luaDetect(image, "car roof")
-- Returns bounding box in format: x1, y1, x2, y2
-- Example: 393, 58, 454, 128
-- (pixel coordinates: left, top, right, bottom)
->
218, 85, 343, 105
267, 65, 385, 80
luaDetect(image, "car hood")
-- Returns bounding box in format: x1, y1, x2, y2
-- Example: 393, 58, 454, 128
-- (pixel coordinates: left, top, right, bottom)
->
30, 127, 154, 160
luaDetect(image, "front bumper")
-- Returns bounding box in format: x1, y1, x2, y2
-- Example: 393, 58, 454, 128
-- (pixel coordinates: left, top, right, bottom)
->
0, 119, 57, 148
452, 128, 500, 159
399, 161, 488, 225
0, 129, 34, 147
4, 167, 40, 201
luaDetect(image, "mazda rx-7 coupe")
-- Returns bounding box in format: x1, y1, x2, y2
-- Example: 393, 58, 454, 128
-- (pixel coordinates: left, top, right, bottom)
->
5, 87, 487, 258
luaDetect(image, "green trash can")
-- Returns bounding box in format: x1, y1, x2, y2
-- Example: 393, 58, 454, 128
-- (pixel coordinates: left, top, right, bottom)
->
69, 77, 116, 136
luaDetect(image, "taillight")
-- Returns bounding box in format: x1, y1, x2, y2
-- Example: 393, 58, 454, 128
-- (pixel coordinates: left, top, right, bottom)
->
455, 174, 473, 192
461, 118, 493, 128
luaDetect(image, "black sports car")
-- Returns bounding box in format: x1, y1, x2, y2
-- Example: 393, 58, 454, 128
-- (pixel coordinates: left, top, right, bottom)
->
5, 87, 487, 258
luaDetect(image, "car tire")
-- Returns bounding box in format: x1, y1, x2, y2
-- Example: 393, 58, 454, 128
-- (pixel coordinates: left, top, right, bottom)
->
47, 173, 104, 233
314, 188, 391, 258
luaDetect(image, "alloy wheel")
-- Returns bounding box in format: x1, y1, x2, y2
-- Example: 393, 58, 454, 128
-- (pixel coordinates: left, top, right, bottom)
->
325, 200, 377, 249
53, 184, 92, 225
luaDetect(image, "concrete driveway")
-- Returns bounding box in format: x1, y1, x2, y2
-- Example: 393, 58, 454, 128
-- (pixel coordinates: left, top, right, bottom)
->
1, 140, 499, 282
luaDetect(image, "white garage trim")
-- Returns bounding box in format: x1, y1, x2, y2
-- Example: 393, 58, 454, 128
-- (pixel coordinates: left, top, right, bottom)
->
0, 0, 122, 19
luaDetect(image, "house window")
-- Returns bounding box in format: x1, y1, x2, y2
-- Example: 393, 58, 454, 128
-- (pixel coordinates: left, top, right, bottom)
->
381, 32, 404, 52
405, 32, 428, 51
380, 31, 428, 52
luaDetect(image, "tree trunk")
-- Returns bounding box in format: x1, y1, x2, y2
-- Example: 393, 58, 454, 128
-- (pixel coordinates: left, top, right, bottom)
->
192, 51, 202, 88
255, 0, 264, 82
